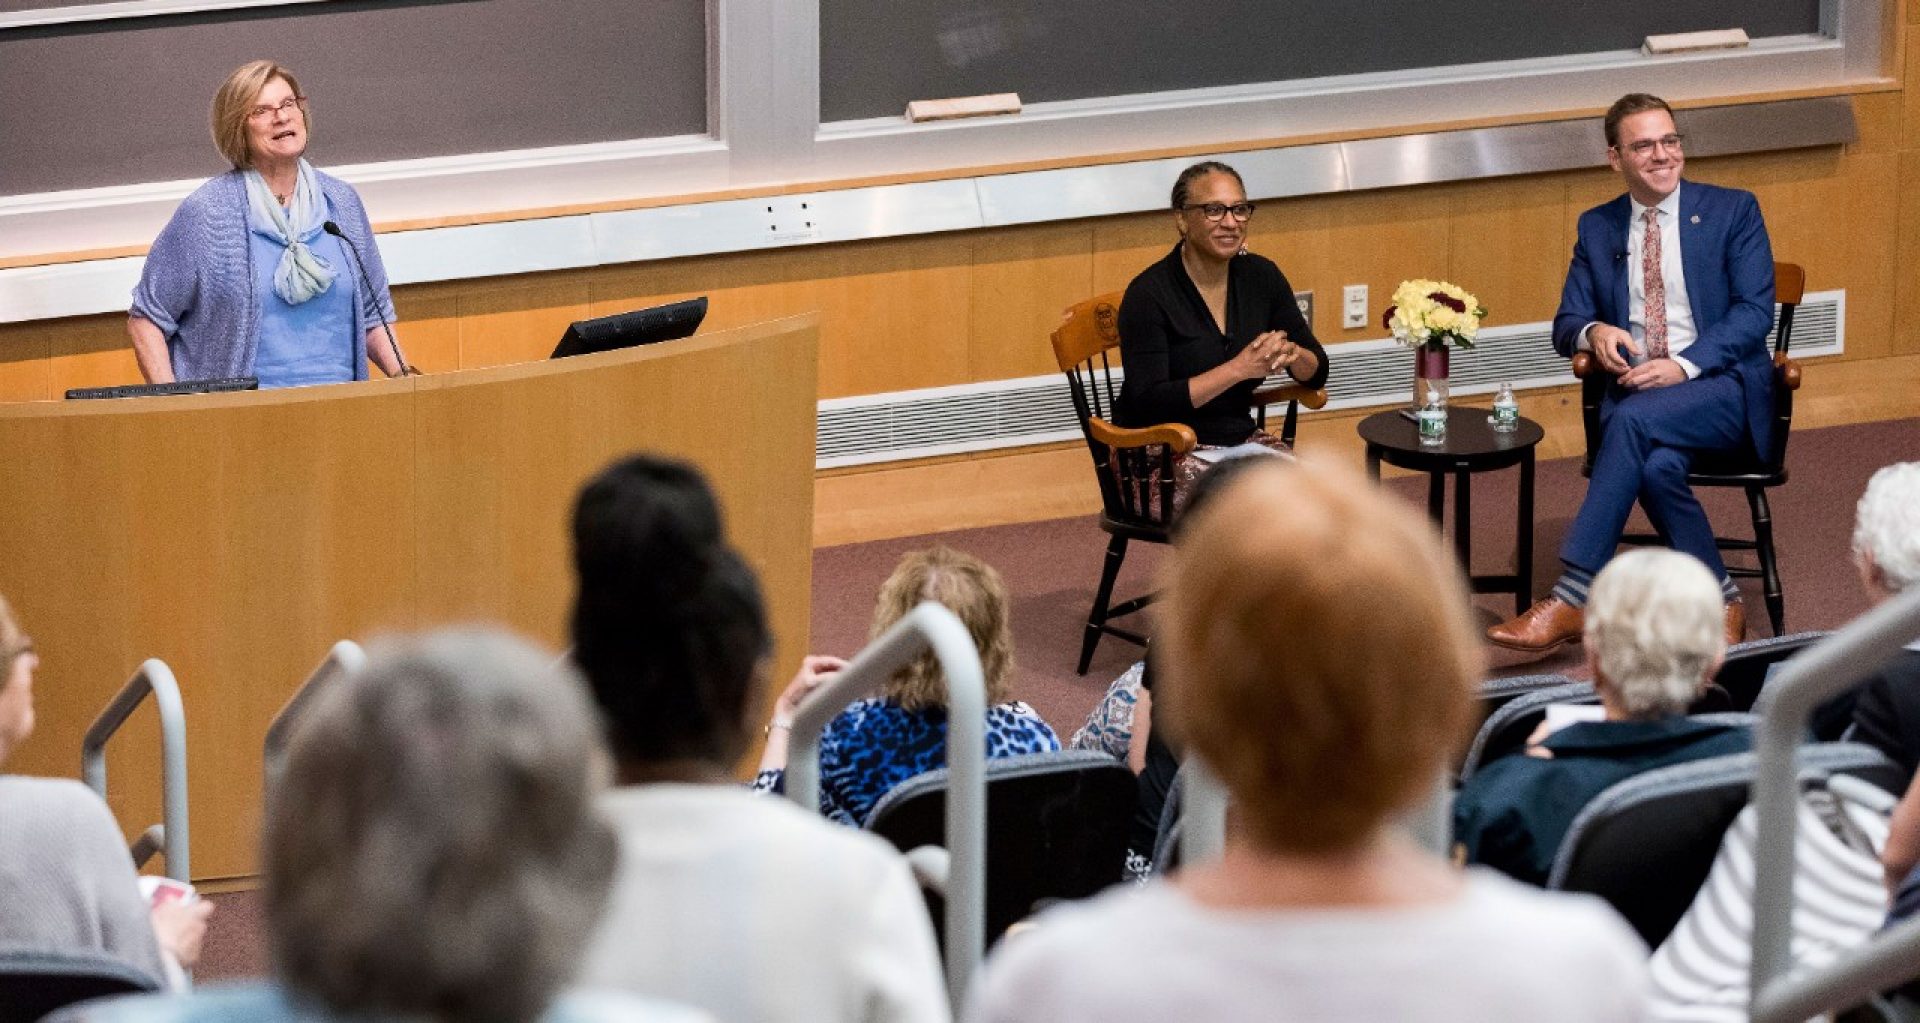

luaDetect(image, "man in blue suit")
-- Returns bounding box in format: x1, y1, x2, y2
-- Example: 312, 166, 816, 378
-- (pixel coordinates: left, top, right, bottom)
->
1488, 93, 1775, 655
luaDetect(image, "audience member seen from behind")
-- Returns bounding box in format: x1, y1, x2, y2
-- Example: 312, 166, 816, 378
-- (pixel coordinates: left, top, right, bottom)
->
1842, 463, 1920, 784
1454, 548, 1751, 886
1838, 463, 1920, 899
71, 628, 698, 1023
1071, 455, 1266, 878
127, 60, 411, 388
967, 459, 1649, 1022
754, 545, 1061, 826
1112, 160, 1329, 509
569, 454, 948, 1023
0, 594, 210, 991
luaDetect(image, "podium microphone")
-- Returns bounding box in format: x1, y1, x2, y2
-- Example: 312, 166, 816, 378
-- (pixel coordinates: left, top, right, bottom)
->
323, 220, 409, 377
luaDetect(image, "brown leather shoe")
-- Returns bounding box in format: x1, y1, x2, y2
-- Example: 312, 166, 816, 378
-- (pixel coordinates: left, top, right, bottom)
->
1487, 597, 1585, 654
1725, 601, 1747, 646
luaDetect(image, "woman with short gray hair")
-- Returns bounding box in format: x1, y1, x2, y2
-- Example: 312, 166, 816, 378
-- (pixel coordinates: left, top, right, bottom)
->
71, 628, 707, 1023
1454, 548, 1751, 886
1584, 546, 1729, 719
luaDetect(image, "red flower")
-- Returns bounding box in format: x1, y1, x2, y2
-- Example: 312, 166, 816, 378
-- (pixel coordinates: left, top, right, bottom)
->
1380, 305, 1396, 331
1428, 291, 1467, 313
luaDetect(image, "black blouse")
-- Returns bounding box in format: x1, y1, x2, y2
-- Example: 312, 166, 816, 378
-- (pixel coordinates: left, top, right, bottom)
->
1116, 244, 1330, 447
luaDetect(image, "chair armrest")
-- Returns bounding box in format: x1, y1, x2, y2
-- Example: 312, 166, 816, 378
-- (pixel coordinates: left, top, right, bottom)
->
1250, 383, 1328, 411
1571, 351, 1598, 379
1089, 417, 1198, 456
1777, 353, 1802, 392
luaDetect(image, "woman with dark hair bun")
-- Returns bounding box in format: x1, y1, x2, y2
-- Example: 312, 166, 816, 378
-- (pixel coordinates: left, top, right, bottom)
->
568, 453, 948, 1023
1115, 161, 1330, 505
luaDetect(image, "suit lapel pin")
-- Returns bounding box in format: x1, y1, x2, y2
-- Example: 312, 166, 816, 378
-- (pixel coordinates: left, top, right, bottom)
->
1690, 215, 1701, 224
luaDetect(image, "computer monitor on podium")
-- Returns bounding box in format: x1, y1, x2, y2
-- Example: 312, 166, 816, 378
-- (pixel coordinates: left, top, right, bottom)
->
551, 297, 708, 360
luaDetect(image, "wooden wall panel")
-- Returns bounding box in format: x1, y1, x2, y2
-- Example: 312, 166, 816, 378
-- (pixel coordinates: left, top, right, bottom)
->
456, 273, 592, 368
602, 252, 814, 334
49, 317, 145, 396
391, 285, 463, 374
801, 236, 974, 398
1089, 213, 1176, 299
1832, 153, 1902, 361
967, 224, 1094, 380
1899, 149, 1920, 359
1444, 178, 1573, 331
0, 320, 52, 401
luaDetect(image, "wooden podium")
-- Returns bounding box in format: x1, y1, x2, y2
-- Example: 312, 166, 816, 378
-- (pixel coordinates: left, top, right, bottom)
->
0, 314, 819, 882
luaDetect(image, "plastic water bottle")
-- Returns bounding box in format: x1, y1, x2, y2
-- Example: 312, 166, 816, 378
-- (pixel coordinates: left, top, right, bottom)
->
1491, 383, 1519, 433
1417, 386, 1447, 446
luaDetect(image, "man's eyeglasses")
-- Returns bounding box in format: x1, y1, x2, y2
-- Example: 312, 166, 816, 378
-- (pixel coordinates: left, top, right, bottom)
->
1179, 202, 1256, 222
247, 96, 307, 122
1617, 134, 1685, 159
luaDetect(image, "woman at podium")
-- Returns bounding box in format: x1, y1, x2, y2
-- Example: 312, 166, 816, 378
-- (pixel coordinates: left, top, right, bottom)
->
126, 61, 409, 389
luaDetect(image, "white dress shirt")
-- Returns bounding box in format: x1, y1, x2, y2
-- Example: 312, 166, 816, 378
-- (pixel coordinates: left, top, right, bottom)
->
1580, 182, 1701, 379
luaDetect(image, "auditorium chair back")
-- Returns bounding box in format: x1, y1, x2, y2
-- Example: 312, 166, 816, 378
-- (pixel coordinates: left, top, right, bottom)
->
864, 750, 1135, 950
1547, 740, 1899, 948
0, 949, 159, 1023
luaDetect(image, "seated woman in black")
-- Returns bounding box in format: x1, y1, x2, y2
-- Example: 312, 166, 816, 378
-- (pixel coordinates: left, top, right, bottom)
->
1116, 160, 1329, 507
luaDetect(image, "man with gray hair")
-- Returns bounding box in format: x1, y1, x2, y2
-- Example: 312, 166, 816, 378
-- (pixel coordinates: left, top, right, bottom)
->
1454, 548, 1752, 885
1844, 462, 1920, 784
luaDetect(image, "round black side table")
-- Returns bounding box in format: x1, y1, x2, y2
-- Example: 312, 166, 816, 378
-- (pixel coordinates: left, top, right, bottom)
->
1358, 406, 1545, 615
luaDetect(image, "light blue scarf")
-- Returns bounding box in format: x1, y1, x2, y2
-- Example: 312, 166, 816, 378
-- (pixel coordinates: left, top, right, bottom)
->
243, 159, 335, 305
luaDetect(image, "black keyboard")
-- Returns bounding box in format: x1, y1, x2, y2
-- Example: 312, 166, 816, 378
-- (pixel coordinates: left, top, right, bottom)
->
66, 377, 259, 401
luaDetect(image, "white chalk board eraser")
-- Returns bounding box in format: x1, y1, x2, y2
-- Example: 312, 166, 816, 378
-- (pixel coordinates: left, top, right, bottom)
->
906, 93, 1023, 123
1643, 28, 1750, 55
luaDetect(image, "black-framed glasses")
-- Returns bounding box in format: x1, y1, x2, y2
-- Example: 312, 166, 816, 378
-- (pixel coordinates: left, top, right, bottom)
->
247, 96, 307, 122
1617, 133, 1685, 158
1179, 201, 1256, 222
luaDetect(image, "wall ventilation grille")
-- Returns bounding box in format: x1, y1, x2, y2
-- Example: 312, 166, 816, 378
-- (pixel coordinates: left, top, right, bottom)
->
816, 290, 1844, 469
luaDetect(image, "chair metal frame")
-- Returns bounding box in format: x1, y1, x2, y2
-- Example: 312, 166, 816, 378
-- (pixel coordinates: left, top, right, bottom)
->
1570, 261, 1807, 637
263, 639, 368, 789
1051, 291, 1326, 674
81, 659, 188, 880
1747, 585, 1920, 1022
784, 601, 986, 1006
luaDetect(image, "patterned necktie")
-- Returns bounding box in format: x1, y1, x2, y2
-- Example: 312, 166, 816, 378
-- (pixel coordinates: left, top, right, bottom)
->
1642, 207, 1669, 361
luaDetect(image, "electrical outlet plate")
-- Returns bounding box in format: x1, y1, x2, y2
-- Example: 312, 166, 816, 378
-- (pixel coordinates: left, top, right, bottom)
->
1342, 284, 1368, 329
761, 198, 820, 245
1294, 290, 1313, 326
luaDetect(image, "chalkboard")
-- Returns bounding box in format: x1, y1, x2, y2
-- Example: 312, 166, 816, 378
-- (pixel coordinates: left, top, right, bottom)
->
0, 0, 706, 195
821, 0, 1823, 122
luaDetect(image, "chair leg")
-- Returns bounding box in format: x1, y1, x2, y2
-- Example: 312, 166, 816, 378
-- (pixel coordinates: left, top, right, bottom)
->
1748, 486, 1785, 637
1079, 534, 1130, 675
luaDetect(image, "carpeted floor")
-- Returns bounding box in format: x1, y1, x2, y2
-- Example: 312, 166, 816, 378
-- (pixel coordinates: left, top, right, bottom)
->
194, 415, 1919, 982
809, 416, 1920, 744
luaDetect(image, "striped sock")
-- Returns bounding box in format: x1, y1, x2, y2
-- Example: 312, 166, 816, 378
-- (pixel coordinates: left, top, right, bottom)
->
1722, 575, 1740, 602
1551, 566, 1595, 609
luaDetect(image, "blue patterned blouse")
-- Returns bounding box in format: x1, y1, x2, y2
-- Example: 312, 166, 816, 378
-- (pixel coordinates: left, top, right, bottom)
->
754, 697, 1060, 826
